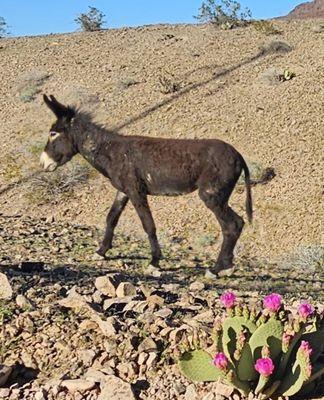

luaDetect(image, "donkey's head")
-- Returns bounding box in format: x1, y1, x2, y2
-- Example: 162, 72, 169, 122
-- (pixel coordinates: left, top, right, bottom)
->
40, 95, 78, 172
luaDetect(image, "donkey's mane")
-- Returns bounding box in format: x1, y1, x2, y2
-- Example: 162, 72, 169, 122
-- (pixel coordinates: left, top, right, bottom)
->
73, 107, 122, 141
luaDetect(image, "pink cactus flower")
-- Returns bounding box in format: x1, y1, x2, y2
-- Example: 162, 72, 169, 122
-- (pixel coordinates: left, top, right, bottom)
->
255, 357, 275, 377
263, 293, 282, 312
300, 340, 313, 357
213, 352, 228, 370
298, 302, 314, 319
220, 291, 236, 308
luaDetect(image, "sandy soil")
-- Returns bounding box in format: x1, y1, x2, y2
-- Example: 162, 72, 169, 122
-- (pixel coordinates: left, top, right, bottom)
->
0, 19, 323, 265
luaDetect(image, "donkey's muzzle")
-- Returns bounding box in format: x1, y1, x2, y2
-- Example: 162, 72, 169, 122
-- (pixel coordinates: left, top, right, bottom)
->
40, 151, 58, 172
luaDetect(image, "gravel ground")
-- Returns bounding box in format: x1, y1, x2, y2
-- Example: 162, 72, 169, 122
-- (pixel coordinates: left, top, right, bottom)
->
0, 214, 323, 399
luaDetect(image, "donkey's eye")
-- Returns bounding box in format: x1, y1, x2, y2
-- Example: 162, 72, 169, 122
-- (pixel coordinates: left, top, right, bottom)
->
49, 131, 59, 138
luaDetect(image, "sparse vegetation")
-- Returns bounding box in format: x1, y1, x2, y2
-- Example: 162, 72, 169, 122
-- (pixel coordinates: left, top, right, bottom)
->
27, 162, 91, 204
0, 16, 8, 37
15, 70, 49, 103
196, 0, 252, 29
118, 77, 140, 90
253, 20, 281, 35
75, 7, 106, 32
260, 67, 296, 85
158, 72, 181, 94
282, 245, 324, 272
259, 40, 292, 55
1, 155, 23, 182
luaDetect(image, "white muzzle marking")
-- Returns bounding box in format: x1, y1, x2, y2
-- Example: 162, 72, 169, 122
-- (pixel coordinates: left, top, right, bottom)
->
40, 151, 58, 172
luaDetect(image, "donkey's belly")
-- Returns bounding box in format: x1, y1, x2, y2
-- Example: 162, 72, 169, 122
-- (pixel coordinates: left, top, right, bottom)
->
147, 181, 198, 196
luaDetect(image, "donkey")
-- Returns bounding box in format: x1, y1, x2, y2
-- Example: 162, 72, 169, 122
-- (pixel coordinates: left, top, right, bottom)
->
40, 95, 274, 274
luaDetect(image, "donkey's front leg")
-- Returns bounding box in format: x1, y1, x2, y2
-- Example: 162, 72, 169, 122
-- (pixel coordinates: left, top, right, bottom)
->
130, 193, 162, 267
97, 191, 129, 257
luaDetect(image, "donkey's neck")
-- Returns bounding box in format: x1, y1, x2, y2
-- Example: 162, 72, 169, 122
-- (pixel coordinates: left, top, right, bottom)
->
72, 115, 121, 174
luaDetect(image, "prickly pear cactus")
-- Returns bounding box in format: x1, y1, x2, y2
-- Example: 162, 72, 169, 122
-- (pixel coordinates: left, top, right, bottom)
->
178, 291, 324, 400
179, 350, 224, 382
279, 343, 313, 396
222, 316, 256, 364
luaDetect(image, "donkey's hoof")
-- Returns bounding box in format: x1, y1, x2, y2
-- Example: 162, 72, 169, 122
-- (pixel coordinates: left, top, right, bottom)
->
96, 248, 108, 258
205, 269, 218, 280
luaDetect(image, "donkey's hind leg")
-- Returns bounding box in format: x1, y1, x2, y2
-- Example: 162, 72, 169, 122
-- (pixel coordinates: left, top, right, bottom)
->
199, 183, 244, 273
130, 193, 162, 267
97, 191, 129, 257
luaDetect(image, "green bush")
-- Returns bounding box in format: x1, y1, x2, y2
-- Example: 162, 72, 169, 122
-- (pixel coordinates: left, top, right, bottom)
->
196, 0, 252, 29
75, 7, 106, 32
0, 16, 8, 38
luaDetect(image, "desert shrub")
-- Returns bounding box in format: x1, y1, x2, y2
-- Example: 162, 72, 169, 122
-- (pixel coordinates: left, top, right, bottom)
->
260, 68, 296, 85
118, 77, 140, 90
158, 72, 181, 94
75, 7, 106, 32
312, 23, 324, 33
282, 245, 324, 272
0, 17, 8, 38
179, 291, 324, 399
0, 155, 22, 182
27, 162, 91, 204
237, 161, 267, 185
259, 41, 292, 55
15, 70, 49, 103
196, 0, 252, 29
253, 20, 281, 35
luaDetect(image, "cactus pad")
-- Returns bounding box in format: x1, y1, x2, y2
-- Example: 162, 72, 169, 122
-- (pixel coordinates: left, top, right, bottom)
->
179, 350, 224, 382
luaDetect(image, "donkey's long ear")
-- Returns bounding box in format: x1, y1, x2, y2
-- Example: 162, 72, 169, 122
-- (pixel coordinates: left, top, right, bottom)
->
43, 94, 75, 120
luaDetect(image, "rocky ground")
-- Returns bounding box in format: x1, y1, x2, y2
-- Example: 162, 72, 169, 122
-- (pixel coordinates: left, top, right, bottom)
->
0, 214, 323, 399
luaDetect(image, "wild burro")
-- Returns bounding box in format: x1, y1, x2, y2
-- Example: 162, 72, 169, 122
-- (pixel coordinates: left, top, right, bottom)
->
40, 95, 274, 274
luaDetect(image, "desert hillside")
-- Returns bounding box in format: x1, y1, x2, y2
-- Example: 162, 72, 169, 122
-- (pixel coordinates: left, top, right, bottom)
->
0, 19, 324, 400
285, 0, 324, 18
0, 19, 323, 265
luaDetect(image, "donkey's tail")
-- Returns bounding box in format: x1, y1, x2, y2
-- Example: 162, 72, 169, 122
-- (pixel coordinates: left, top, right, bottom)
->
240, 157, 253, 224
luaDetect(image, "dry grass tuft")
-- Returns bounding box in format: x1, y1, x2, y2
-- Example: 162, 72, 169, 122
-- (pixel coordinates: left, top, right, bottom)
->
15, 70, 49, 103
252, 20, 282, 36
26, 162, 91, 204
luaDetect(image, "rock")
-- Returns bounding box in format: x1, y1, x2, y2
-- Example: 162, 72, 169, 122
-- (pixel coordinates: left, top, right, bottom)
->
232, 395, 241, 400
116, 282, 136, 298
95, 274, 122, 297
84, 368, 111, 383
0, 273, 13, 300
58, 287, 117, 336
138, 352, 149, 365
147, 294, 164, 308
0, 365, 12, 387
15, 295, 33, 309
146, 265, 162, 277
103, 296, 133, 311
189, 281, 205, 291
172, 381, 186, 395
138, 338, 158, 353
61, 379, 96, 393
202, 394, 215, 400
0, 388, 10, 398
185, 384, 198, 400
154, 307, 173, 318
98, 375, 136, 400
146, 352, 157, 367
77, 349, 97, 367
214, 380, 234, 397
34, 389, 47, 400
